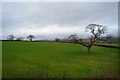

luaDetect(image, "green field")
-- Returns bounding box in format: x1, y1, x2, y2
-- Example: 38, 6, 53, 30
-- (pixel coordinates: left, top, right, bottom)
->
2, 41, 118, 78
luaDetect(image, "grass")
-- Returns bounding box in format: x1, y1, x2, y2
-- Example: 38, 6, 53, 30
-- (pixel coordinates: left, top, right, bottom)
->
2, 41, 118, 78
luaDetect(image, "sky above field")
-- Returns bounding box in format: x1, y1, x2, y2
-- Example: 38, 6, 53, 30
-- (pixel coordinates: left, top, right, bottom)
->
2, 2, 118, 40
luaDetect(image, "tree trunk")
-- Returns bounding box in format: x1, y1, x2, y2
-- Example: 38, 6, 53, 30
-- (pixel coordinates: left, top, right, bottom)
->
87, 47, 91, 53
30, 39, 32, 41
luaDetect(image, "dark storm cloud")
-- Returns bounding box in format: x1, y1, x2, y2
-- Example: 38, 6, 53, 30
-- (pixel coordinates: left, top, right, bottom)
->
2, 2, 118, 40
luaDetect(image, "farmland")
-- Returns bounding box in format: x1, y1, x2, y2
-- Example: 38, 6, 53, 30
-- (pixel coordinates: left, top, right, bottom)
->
2, 41, 118, 78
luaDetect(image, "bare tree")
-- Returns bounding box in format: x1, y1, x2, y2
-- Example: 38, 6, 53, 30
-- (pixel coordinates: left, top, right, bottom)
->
7, 34, 15, 41
27, 35, 35, 41
55, 38, 59, 42
78, 24, 107, 53
68, 34, 79, 43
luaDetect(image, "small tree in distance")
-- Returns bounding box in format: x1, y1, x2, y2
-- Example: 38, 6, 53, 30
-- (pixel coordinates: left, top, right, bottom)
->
16, 37, 23, 41
7, 34, 15, 41
55, 38, 59, 42
68, 34, 79, 43
106, 34, 113, 43
78, 24, 107, 53
27, 35, 35, 41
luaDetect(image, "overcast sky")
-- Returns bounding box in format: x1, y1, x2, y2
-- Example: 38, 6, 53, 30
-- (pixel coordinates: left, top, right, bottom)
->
2, 2, 118, 40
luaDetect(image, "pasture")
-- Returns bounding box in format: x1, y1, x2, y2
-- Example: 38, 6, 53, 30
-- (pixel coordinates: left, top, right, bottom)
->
2, 41, 118, 78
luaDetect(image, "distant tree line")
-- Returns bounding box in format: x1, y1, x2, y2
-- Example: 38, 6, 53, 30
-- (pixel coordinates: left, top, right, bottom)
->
6, 33, 117, 43
7, 34, 35, 41
4, 24, 119, 53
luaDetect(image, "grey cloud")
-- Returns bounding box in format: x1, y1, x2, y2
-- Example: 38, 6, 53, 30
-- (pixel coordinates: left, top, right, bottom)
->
2, 2, 118, 40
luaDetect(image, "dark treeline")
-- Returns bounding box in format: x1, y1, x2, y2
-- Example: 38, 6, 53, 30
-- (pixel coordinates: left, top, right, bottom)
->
2, 35, 119, 43
2, 24, 119, 53
3, 33, 119, 43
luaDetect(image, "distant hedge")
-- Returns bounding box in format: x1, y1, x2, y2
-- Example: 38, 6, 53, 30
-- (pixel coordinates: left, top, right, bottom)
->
94, 44, 120, 49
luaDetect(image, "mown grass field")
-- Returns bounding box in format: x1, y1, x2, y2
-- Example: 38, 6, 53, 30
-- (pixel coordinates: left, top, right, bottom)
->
2, 41, 118, 78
